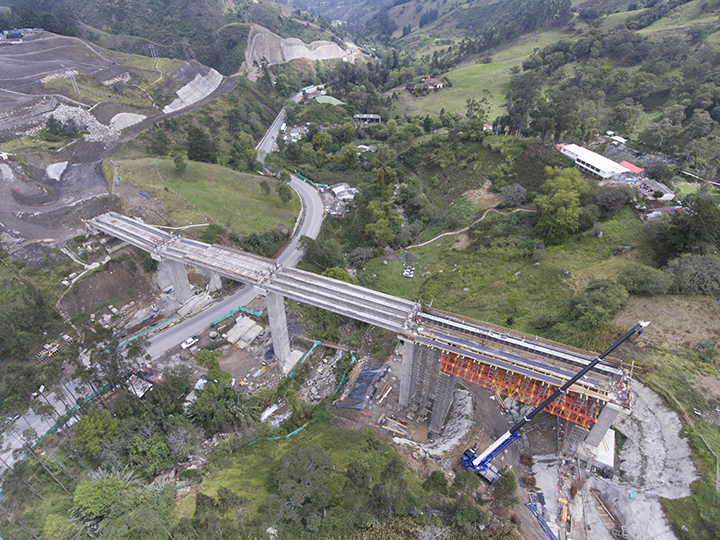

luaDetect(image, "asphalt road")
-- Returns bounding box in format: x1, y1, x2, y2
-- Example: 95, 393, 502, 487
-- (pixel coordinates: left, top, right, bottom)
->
145, 176, 323, 359
146, 91, 324, 359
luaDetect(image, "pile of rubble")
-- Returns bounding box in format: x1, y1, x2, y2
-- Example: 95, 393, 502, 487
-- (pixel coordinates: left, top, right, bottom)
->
46, 104, 119, 144
298, 349, 344, 402
40, 70, 79, 84
101, 72, 131, 86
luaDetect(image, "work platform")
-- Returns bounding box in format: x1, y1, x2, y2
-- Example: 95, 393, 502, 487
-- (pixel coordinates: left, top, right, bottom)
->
415, 308, 632, 428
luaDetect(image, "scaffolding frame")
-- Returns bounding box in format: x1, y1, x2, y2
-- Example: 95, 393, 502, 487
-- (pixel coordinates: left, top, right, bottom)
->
439, 351, 604, 428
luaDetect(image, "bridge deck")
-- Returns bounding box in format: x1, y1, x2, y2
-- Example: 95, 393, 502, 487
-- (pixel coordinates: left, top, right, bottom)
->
87, 212, 632, 414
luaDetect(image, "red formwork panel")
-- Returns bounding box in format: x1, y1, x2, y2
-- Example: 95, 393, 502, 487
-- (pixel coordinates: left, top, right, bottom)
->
439, 351, 602, 428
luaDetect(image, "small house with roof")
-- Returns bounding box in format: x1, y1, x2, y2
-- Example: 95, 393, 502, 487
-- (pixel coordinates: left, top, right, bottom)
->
353, 113, 381, 126
618, 161, 644, 175
422, 77, 444, 90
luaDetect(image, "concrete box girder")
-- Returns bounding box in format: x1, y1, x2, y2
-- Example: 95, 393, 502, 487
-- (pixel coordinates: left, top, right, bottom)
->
89, 211, 630, 443
280, 268, 417, 310
265, 285, 409, 333
267, 278, 411, 322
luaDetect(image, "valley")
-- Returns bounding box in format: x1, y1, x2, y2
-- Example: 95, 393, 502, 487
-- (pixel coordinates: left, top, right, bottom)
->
0, 0, 719, 539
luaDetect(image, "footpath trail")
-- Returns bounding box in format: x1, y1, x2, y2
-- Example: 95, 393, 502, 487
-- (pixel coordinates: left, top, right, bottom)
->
409, 207, 535, 249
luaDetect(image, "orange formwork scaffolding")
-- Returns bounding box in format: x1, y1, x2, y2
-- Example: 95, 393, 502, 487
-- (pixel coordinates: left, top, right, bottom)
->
439, 351, 603, 428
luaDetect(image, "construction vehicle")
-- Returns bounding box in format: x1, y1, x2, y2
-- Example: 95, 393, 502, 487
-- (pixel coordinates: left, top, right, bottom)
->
463, 321, 649, 484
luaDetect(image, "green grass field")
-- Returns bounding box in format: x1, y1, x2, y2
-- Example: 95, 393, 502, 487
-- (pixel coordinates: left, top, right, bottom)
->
638, 0, 717, 34
43, 70, 157, 110
392, 30, 569, 120
0, 136, 72, 157
114, 158, 300, 237
360, 208, 645, 331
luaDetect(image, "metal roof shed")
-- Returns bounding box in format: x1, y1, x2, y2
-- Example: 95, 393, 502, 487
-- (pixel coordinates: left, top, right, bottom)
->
618, 161, 644, 174
559, 144, 631, 179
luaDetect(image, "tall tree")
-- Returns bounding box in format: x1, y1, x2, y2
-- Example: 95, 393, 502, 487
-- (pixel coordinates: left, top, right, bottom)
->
259, 180, 271, 202
274, 445, 332, 528
491, 471, 520, 509
535, 167, 589, 244
186, 126, 217, 164
277, 183, 293, 205
174, 153, 186, 176
74, 409, 119, 455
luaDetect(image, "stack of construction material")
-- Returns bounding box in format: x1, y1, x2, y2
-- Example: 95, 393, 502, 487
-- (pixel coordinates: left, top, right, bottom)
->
225, 316, 263, 348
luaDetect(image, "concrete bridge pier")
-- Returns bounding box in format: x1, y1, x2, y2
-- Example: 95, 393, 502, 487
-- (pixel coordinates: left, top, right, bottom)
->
429, 370, 456, 434
398, 341, 456, 434
197, 268, 222, 292
398, 339, 414, 409
266, 292, 292, 373
157, 259, 193, 303
585, 402, 621, 447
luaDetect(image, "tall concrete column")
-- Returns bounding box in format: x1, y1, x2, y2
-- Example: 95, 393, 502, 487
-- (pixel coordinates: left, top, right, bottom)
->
429, 371, 456, 434
159, 259, 193, 303
585, 403, 621, 447
398, 339, 414, 409
266, 292, 291, 373
406, 344, 442, 420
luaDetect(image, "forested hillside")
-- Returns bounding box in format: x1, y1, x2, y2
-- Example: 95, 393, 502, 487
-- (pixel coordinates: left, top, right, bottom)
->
0, 0, 345, 74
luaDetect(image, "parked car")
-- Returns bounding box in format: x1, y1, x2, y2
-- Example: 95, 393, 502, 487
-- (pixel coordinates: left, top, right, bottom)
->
181, 336, 199, 350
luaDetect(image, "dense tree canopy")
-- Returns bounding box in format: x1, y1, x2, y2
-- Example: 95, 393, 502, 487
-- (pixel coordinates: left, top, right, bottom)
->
535, 167, 590, 244
647, 193, 720, 265
186, 126, 218, 164
74, 410, 119, 455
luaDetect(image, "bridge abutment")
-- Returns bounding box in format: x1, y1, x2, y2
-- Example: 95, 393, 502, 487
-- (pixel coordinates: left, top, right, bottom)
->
266, 292, 292, 373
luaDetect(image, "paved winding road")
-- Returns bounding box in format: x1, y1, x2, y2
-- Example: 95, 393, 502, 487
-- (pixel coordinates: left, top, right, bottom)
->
146, 90, 323, 359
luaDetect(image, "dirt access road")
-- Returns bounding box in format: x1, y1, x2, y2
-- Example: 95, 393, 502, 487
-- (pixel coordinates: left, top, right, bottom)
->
0, 32, 238, 249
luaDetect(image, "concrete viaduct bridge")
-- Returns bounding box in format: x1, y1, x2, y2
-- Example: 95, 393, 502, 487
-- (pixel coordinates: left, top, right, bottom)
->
88, 212, 632, 446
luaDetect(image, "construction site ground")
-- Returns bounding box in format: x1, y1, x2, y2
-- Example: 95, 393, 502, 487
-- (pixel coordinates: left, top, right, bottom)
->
1, 31, 709, 540
324, 341, 699, 540
40, 234, 699, 540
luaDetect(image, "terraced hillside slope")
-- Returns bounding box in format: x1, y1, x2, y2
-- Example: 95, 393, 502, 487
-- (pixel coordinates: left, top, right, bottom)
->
3, 0, 348, 74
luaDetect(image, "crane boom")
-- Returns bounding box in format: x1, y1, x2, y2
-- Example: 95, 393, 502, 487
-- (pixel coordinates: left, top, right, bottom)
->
463, 321, 649, 482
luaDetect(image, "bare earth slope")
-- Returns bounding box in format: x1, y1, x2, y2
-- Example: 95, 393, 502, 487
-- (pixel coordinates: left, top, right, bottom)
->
242, 24, 359, 79
0, 32, 236, 248
590, 382, 698, 540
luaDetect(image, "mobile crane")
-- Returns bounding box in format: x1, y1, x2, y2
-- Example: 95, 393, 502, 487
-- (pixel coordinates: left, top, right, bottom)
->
463, 321, 649, 483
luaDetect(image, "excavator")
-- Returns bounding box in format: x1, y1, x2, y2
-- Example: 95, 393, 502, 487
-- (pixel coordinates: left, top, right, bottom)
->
463, 321, 649, 483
